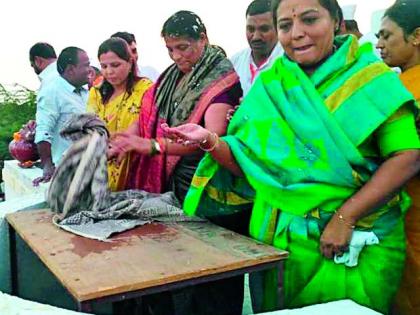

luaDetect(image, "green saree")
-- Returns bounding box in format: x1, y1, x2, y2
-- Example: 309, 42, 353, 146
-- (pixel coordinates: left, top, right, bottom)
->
184, 36, 419, 313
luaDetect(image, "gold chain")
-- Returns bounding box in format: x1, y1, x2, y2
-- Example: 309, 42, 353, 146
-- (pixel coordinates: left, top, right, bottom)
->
103, 91, 127, 131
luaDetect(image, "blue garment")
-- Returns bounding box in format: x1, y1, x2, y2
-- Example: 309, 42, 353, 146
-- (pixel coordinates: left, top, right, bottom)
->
38, 62, 59, 87
35, 75, 87, 164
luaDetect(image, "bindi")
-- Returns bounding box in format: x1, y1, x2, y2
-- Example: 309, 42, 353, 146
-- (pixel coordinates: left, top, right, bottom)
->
291, 7, 319, 17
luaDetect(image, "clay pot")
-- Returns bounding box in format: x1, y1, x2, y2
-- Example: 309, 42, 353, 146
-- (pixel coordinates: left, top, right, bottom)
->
9, 132, 39, 163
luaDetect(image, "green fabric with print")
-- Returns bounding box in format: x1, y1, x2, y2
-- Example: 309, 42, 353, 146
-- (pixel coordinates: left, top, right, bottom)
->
183, 36, 419, 313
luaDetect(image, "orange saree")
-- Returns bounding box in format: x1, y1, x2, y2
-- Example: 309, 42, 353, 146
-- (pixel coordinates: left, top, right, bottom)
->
394, 65, 420, 315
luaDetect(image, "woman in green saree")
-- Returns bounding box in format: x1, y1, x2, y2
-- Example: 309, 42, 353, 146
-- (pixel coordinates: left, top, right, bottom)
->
162, 0, 420, 313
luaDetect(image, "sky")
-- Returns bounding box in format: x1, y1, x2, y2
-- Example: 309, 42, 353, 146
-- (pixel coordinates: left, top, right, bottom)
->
0, 0, 395, 91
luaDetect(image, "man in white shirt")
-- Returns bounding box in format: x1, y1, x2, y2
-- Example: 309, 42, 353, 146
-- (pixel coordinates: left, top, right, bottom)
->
29, 42, 59, 89
231, 0, 283, 95
34, 47, 90, 185
111, 31, 160, 82
339, 6, 387, 63
341, 5, 363, 39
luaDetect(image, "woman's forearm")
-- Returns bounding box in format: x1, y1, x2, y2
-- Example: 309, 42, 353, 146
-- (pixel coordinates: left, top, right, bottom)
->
207, 139, 244, 177
165, 137, 243, 179
338, 150, 420, 223
159, 102, 243, 175
166, 140, 201, 155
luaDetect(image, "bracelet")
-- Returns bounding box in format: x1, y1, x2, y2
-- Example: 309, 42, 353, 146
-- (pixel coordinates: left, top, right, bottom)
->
150, 139, 162, 156
156, 137, 167, 153
199, 132, 219, 152
336, 213, 356, 229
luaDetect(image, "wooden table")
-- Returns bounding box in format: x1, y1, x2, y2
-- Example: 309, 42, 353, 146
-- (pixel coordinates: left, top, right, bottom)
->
7, 209, 288, 313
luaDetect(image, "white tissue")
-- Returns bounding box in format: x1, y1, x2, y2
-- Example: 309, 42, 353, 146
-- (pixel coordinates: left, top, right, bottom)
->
334, 231, 379, 267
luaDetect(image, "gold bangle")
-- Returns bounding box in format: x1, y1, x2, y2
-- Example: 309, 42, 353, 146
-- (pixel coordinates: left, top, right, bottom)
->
336, 213, 356, 229
150, 139, 161, 156
199, 132, 219, 152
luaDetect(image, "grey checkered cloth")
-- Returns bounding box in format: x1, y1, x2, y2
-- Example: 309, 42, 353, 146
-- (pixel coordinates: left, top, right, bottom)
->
47, 113, 203, 241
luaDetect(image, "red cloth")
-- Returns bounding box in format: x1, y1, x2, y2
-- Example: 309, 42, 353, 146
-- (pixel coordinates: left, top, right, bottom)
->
249, 58, 269, 83
126, 71, 240, 193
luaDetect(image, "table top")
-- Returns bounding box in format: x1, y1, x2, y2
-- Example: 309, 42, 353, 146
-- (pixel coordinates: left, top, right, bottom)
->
7, 209, 288, 302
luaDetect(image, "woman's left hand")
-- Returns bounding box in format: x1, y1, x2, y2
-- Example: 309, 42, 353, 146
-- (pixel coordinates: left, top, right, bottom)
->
226, 105, 239, 122
161, 123, 211, 145
320, 214, 354, 259
109, 133, 151, 162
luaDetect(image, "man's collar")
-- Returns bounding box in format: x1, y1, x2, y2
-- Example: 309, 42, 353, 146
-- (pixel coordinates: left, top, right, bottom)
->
38, 61, 56, 82
73, 86, 86, 95
57, 75, 85, 94
251, 43, 283, 68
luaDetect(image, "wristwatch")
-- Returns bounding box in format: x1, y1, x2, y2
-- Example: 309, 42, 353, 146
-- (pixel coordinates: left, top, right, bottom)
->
150, 139, 162, 156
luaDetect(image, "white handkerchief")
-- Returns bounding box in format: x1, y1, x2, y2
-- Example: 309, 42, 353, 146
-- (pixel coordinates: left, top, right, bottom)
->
334, 231, 379, 267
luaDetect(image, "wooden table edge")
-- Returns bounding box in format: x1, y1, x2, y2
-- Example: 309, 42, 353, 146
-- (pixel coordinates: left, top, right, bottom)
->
77, 254, 287, 302
6, 212, 289, 302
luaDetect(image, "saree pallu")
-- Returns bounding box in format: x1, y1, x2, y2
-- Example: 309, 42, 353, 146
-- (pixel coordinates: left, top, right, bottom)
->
126, 46, 240, 199
87, 79, 152, 191
125, 46, 244, 315
394, 65, 420, 315
184, 36, 417, 313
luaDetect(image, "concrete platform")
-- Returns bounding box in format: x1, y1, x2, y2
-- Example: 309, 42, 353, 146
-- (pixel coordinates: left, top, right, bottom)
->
255, 300, 382, 315
2, 160, 48, 201
0, 291, 90, 314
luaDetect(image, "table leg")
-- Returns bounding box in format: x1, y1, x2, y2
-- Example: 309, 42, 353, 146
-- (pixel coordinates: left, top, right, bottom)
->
78, 301, 93, 313
276, 261, 284, 309
113, 297, 143, 315
249, 261, 285, 313
8, 223, 18, 296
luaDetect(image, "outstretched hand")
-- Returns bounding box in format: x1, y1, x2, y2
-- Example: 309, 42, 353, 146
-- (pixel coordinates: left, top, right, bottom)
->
32, 163, 55, 186
108, 133, 151, 163
161, 123, 211, 145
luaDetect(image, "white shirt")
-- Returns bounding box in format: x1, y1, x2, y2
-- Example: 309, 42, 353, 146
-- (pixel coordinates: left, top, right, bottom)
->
230, 44, 283, 95
38, 61, 59, 89
35, 76, 88, 164
138, 64, 160, 82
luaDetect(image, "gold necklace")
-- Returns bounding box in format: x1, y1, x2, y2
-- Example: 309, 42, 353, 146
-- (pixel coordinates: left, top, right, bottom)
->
103, 91, 127, 131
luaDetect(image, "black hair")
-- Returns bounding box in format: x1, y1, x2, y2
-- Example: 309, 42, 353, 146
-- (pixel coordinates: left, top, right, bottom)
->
384, 0, 420, 39
91, 66, 100, 75
246, 0, 272, 17
271, 0, 341, 28
57, 46, 84, 75
29, 42, 56, 62
344, 20, 360, 32
111, 31, 136, 44
97, 37, 139, 104
337, 5, 344, 27
161, 10, 207, 40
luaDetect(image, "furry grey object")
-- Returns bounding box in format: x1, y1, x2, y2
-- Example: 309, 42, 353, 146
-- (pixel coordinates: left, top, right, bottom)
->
47, 113, 203, 241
